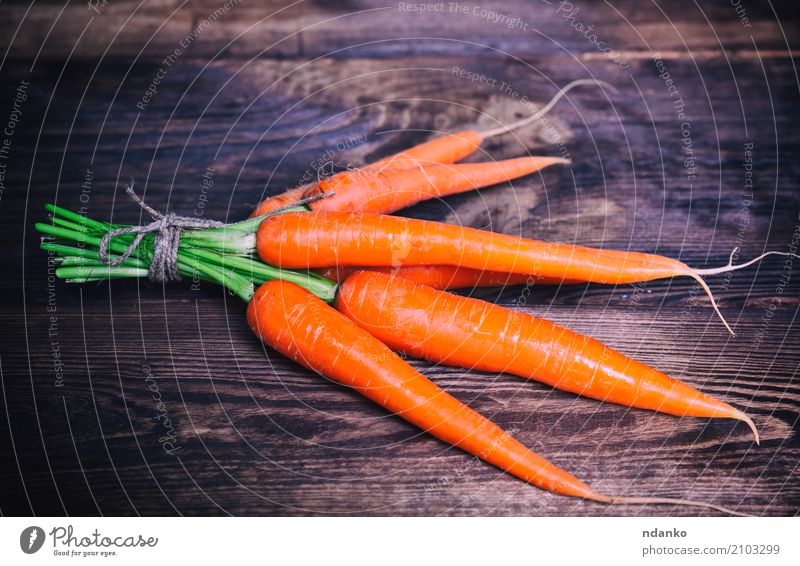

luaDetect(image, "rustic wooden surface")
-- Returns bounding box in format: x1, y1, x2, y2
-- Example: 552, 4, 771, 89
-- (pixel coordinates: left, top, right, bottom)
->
0, 0, 798, 516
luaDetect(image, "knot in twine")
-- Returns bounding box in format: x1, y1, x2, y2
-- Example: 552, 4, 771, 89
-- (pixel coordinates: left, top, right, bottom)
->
98, 180, 225, 282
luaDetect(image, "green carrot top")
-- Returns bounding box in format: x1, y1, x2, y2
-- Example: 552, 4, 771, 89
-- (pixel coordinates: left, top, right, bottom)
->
36, 181, 337, 303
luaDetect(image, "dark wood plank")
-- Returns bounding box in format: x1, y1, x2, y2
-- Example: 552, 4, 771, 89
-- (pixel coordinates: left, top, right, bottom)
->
1, 1, 799, 60
1, 297, 797, 516
2, 54, 799, 253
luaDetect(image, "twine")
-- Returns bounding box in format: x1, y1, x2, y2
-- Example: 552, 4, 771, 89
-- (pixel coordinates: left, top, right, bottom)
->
98, 179, 333, 282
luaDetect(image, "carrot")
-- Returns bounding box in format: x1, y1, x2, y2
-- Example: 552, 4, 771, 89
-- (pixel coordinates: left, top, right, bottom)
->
251, 156, 566, 216
375, 79, 612, 169
250, 186, 308, 216
257, 212, 798, 334
367, 130, 484, 170
258, 155, 570, 284
40, 202, 754, 515
248, 279, 750, 515
251, 79, 612, 217
315, 265, 575, 289
304, 156, 569, 214
336, 271, 759, 442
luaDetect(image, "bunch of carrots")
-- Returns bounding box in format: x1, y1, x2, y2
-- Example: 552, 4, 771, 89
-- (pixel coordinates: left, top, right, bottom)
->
38, 80, 796, 515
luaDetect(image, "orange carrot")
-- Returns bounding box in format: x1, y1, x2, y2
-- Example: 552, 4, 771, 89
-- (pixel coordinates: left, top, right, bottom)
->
368, 130, 484, 170
248, 279, 749, 515
315, 265, 574, 289
258, 212, 798, 335
336, 271, 758, 441
251, 155, 566, 216
371, 79, 612, 169
250, 186, 308, 216
251, 79, 612, 217
305, 156, 569, 214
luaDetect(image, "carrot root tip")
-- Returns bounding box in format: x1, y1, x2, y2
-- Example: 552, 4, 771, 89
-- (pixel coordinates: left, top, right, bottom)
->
686, 249, 800, 334
735, 411, 760, 445
591, 493, 754, 517
686, 271, 735, 335
480, 79, 616, 139
694, 250, 800, 277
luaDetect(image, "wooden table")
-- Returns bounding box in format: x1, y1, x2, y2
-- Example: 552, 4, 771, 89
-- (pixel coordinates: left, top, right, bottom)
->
1, 0, 798, 516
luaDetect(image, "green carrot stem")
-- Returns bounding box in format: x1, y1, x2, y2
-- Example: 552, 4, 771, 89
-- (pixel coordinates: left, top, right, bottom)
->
45, 204, 115, 233
66, 278, 132, 283
56, 256, 141, 268
175, 252, 254, 301
51, 254, 253, 300
41, 242, 149, 268
36, 223, 102, 247
179, 205, 310, 254
38, 222, 251, 300
47, 215, 103, 235
180, 245, 337, 302
221, 205, 309, 234
56, 266, 150, 279
38, 224, 153, 265
37, 203, 332, 303
180, 229, 256, 254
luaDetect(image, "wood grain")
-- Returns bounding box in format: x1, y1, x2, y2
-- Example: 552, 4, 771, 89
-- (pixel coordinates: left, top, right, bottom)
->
0, 0, 798, 516
2, 1, 798, 59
